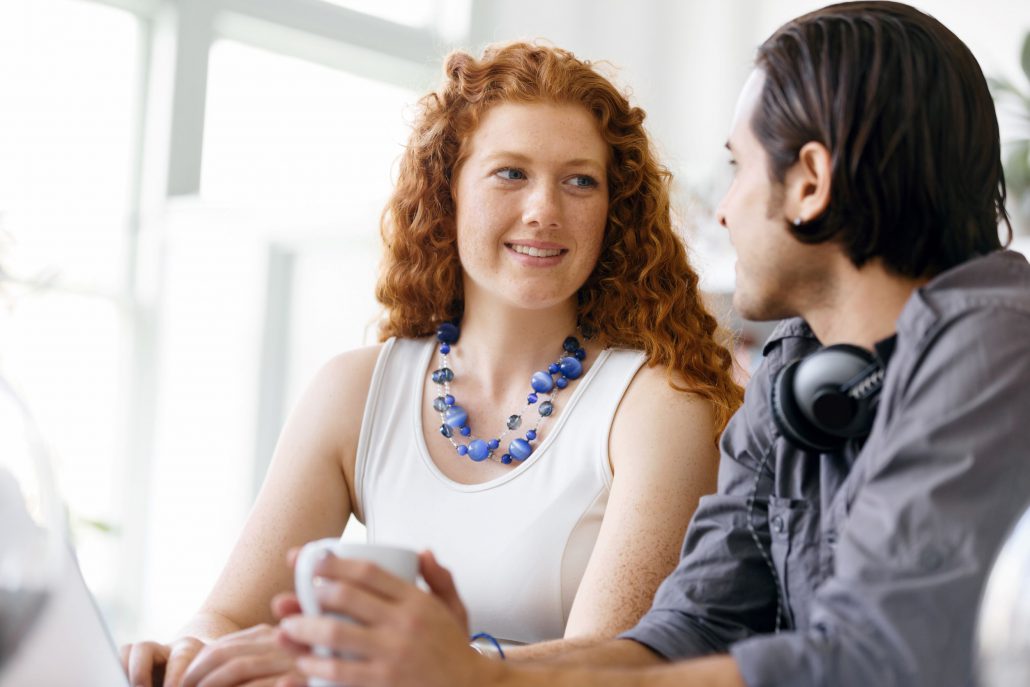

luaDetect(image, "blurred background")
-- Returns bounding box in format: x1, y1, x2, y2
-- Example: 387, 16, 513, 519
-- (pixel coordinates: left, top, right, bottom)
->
0, 0, 1028, 643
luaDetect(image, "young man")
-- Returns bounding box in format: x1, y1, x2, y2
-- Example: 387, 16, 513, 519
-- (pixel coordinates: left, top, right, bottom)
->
276, 3, 1030, 686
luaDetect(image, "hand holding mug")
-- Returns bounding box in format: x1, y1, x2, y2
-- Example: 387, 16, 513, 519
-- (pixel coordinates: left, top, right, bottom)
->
280, 544, 497, 687
291, 540, 418, 686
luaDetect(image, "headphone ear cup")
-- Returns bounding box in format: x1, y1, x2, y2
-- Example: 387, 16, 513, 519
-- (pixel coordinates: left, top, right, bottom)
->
770, 359, 846, 453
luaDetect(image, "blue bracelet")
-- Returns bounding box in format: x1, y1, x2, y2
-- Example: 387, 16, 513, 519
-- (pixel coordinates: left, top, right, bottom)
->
470, 632, 506, 660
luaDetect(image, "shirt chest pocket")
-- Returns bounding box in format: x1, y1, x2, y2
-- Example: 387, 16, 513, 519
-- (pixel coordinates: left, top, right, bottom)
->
767, 496, 822, 631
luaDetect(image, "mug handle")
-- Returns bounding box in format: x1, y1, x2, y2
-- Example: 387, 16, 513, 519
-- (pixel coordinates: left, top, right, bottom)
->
294, 537, 340, 617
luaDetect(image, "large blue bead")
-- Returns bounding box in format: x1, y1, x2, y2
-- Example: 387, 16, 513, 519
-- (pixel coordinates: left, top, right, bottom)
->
467, 439, 490, 462
436, 322, 459, 343
531, 371, 555, 393
509, 438, 533, 461
559, 356, 583, 380
443, 405, 468, 428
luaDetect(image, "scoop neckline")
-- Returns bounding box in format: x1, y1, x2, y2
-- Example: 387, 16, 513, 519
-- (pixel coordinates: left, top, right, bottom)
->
410, 337, 612, 493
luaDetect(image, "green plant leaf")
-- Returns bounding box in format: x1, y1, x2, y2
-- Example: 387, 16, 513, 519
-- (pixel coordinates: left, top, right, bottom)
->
990, 73, 1030, 110
1022, 31, 1030, 84
75, 516, 119, 535
988, 75, 1010, 96
1006, 140, 1030, 195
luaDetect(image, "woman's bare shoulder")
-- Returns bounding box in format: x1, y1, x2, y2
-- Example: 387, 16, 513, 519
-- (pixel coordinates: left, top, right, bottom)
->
610, 361, 719, 473
622, 362, 717, 416
280, 344, 383, 437
320, 344, 385, 380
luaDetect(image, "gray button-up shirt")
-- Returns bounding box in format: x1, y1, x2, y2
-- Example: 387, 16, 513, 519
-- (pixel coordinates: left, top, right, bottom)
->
622, 250, 1030, 686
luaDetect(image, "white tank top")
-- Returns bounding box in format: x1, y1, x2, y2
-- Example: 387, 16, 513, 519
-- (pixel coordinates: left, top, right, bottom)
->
354, 337, 646, 642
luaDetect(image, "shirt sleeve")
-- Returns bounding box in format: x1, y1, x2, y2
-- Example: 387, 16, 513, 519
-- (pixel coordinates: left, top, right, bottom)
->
620, 333, 801, 658
730, 309, 1030, 687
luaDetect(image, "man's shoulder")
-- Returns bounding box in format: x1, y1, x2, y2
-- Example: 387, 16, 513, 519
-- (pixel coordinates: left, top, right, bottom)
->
909, 250, 1030, 332
883, 254, 1030, 424
890, 251, 1030, 371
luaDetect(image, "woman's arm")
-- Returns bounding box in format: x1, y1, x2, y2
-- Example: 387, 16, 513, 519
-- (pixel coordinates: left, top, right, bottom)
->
505, 364, 719, 660
189, 345, 380, 631
122, 345, 382, 687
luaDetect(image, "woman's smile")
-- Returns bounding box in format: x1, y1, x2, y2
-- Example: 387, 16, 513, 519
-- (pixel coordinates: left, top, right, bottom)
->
506, 240, 568, 265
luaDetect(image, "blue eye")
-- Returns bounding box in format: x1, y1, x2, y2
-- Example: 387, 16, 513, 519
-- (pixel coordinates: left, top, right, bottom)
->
495, 167, 526, 181
567, 175, 598, 188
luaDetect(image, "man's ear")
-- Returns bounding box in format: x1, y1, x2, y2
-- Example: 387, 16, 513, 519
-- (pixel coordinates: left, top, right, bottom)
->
784, 141, 831, 224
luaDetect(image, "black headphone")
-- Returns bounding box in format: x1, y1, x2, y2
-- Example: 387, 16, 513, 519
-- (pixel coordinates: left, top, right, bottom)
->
770, 344, 886, 452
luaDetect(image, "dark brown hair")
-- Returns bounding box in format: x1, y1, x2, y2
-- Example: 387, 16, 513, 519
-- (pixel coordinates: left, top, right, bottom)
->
375, 41, 743, 438
754, 1, 1009, 278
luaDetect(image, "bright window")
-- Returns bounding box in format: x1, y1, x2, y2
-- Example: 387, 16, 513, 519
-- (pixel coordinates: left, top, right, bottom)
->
0, 0, 141, 626
201, 39, 415, 213
0, 0, 138, 293
321, 0, 461, 30
138, 38, 418, 637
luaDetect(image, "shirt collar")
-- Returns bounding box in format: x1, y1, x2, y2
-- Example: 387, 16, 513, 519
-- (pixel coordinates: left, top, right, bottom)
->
760, 317, 816, 357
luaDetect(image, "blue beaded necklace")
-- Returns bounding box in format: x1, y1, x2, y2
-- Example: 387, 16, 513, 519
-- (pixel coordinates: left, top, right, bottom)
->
432, 322, 588, 464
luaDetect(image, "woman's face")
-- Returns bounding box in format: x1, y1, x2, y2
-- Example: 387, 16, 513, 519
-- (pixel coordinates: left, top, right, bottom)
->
452, 101, 609, 313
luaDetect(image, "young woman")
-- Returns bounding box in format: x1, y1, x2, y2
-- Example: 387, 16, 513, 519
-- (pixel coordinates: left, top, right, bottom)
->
122, 41, 743, 687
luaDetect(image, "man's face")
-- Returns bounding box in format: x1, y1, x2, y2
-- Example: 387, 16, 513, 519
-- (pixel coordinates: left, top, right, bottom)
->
716, 70, 832, 322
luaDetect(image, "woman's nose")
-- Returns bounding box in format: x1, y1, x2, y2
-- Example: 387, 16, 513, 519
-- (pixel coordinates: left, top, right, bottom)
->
522, 183, 562, 228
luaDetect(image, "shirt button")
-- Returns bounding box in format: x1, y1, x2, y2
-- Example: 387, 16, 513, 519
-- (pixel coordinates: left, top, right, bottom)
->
772, 515, 786, 534
920, 548, 942, 570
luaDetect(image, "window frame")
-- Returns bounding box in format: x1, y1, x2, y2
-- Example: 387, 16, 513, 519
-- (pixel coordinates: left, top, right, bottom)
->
19, 0, 464, 639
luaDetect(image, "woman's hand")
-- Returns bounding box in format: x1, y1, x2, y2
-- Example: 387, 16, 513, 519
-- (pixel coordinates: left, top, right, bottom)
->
120, 636, 204, 687
176, 623, 304, 687
276, 550, 503, 687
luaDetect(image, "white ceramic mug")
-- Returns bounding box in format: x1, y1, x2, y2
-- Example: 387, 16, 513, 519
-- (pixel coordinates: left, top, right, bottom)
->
294, 539, 419, 687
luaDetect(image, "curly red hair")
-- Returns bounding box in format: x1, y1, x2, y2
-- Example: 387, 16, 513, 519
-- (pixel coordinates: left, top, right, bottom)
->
376, 42, 742, 439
